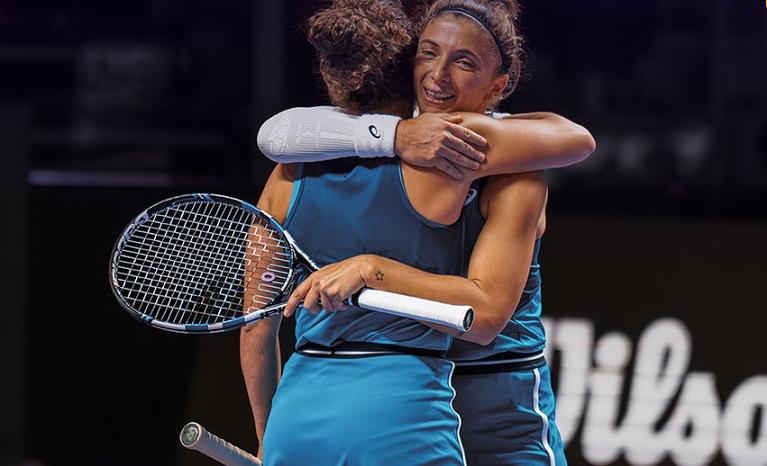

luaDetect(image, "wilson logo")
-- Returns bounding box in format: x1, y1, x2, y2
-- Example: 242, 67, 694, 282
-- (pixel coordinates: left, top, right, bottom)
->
544, 317, 767, 465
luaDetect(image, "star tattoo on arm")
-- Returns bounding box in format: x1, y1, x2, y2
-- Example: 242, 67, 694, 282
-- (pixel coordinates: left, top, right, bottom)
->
374, 270, 384, 281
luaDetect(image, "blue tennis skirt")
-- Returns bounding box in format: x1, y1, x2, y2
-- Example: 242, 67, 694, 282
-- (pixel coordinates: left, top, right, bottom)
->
263, 352, 466, 466
452, 363, 566, 466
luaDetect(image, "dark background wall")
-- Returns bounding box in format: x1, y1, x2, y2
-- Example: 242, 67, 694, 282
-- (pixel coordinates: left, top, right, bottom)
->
1, 1, 765, 465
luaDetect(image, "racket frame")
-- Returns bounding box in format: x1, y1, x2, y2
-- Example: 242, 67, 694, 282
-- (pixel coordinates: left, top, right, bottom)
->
110, 193, 474, 334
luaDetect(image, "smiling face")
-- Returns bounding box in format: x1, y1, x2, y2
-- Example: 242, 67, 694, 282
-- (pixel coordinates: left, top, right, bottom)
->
414, 13, 510, 114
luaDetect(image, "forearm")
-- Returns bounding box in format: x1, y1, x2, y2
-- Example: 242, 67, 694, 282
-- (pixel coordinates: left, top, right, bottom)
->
458, 111, 596, 174
256, 106, 400, 162
239, 317, 281, 445
360, 255, 518, 345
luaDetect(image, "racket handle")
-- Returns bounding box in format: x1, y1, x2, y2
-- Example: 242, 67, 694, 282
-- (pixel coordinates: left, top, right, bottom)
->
180, 422, 262, 466
350, 289, 474, 332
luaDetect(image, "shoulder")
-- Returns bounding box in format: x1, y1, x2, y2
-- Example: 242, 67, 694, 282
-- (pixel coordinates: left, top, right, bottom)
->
266, 163, 297, 184
257, 163, 298, 223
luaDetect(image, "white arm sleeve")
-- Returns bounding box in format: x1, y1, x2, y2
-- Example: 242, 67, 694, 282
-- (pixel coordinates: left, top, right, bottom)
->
256, 106, 401, 162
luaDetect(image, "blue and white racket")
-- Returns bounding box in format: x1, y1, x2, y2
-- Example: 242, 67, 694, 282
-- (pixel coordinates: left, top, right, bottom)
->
109, 193, 474, 334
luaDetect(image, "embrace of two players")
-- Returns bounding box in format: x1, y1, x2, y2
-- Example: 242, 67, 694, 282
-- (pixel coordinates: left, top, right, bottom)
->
242, 1, 596, 465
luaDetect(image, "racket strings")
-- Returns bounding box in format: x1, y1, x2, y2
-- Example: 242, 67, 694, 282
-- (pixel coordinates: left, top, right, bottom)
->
149, 203, 246, 324
123, 216, 250, 290
114, 201, 292, 325
121, 202, 249, 323
169, 202, 275, 323
242, 223, 293, 313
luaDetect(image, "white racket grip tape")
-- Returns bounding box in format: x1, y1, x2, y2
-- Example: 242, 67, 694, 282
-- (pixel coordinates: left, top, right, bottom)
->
180, 422, 262, 466
352, 289, 474, 332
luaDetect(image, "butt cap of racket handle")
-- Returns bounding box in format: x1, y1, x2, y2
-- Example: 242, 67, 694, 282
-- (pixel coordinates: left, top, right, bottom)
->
180, 422, 203, 447
180, 422, 261, 466
462, 308, 474, 332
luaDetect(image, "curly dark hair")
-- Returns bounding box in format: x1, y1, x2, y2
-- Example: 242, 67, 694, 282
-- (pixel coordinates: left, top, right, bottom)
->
307, 0, 416, 114
419, 0, 524, 100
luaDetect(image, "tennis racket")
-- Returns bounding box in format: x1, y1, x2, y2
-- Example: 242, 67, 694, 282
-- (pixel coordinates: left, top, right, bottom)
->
109, 193, 474, 334
180, 422, 261, 466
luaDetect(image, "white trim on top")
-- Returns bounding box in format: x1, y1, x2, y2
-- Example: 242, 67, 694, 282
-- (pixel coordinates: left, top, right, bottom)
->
447, 361, 468, 466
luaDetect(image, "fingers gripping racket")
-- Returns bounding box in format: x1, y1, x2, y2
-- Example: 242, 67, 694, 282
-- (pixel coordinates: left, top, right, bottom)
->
180, 422, 261, 466
110, 193, 474, 334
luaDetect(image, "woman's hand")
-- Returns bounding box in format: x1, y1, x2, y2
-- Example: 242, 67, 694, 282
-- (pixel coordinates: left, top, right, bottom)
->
394, 113, 487, 180
283, 255, 377, 317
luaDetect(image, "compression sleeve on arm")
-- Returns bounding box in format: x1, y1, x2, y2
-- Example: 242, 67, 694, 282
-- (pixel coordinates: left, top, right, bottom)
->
256, 106, 401, 162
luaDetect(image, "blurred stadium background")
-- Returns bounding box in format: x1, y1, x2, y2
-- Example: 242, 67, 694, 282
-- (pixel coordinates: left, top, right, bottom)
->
1, 1, 765, 465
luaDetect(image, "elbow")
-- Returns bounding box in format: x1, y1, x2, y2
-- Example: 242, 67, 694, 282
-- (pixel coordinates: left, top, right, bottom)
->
256, 110, 293, 162
478, 318, 509, 346
550, 125, 596, 168
458, 281, 517, 345
545, 114, 597, 166
564, 118, 597, 164
574, 127, 597, 163
464, 306, 510, 346
256, 122, 279, 162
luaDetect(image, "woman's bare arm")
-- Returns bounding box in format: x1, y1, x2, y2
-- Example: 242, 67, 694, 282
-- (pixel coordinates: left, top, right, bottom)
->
239, 163, 294, 456
452, 111, 596, 177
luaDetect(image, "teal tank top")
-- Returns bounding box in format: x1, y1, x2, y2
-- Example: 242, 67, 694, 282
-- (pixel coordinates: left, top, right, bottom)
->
448, 182, 546, 361
283, 158, 467, 352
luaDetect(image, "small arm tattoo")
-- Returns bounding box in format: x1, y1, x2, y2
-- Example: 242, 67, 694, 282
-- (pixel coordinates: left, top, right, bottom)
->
374, 270, 384, 281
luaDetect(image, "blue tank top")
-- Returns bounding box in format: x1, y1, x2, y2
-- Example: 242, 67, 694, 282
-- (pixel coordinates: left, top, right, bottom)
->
283, 158, 467, 352
447, 182, 546, 361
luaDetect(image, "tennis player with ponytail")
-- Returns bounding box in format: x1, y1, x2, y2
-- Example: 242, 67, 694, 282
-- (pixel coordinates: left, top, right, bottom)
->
246, 1, 592, 464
